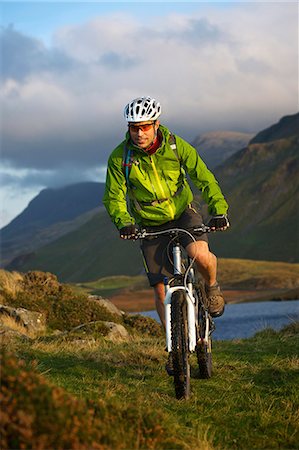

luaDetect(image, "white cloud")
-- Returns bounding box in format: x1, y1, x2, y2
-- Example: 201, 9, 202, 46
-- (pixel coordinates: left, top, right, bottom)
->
0, 2, 298, 226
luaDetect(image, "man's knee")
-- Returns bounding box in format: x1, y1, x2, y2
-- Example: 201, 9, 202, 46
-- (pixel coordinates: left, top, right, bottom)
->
186, 241, 209, 259
186, 241, 215, 268
153, 282, 165, 301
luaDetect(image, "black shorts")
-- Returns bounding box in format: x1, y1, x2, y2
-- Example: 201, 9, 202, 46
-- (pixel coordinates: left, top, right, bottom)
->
140, 205, 208, 286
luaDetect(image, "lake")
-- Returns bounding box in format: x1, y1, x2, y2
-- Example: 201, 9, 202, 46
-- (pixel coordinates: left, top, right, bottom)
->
140, 299, 299, 340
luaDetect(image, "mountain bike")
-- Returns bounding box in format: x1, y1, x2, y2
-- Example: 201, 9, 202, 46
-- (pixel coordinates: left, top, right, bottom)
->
137, 225, 215, 400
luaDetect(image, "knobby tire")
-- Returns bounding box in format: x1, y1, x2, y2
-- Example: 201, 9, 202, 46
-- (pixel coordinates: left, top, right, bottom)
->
196, 285, 212, 379
171, 290, 190, 400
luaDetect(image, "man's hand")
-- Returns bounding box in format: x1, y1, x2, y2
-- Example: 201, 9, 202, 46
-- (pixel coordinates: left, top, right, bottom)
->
208, 214, 230, 231
119, 224, 138, 240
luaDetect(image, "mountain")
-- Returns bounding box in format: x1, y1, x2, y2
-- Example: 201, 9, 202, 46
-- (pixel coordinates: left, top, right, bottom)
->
192, 131, 253, 168
250, 113, 299, 144
4, 113, 299, 280
6, 209, 143, 282
209, 113, 299, 262
1, 182, 105, 266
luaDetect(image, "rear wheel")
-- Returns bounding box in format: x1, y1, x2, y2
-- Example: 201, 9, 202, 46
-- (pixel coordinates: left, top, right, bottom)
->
196, 286, 212, 379
171, 290, 190, 399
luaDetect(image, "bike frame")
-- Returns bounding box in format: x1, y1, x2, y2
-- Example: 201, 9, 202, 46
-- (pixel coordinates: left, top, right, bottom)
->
137, 225, 212, 355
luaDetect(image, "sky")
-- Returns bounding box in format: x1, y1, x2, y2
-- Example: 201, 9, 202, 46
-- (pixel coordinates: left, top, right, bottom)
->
0, 1, 298, 228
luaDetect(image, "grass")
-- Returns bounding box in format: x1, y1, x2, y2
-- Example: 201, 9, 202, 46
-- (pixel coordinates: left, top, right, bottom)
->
5, 322, 299, 449
75, 275, 148, 297
72, 258, 299, 302
0, 315, 35, 338
1, 269, 298, 448
0, 270, 23, 299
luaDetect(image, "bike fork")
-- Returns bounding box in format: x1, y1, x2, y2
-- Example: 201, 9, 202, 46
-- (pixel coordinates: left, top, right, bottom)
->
164, 286, 197, 353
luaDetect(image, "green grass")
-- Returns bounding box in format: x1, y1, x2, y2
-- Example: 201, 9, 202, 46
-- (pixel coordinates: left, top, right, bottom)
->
75, 274, 148, 297
9, 322, 299, 449
2, 269, 298, 448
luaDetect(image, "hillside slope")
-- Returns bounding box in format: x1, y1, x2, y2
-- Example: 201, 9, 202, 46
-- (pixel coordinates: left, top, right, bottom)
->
210, 114, 299, 261
1, 182, 105, 266
7, 209, 143, 282
192, 130, 253, 168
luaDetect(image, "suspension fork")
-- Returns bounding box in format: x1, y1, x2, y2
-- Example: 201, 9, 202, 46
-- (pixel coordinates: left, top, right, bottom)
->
164, 244, 197, 353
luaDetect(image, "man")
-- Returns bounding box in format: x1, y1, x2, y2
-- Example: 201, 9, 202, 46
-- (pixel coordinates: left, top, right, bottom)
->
103, 95, 229, 330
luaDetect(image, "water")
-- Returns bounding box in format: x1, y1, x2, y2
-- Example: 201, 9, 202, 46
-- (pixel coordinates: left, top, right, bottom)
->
140, 299, 299, 340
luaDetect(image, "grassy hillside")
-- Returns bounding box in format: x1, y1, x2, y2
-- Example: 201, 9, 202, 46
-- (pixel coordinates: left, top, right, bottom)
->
7, 208, 299, 286
2, 322, 299, 449
9, 209, 143, 282
1, 269, 298, 449
1, 182, 105, 266
212, 135, 299, 262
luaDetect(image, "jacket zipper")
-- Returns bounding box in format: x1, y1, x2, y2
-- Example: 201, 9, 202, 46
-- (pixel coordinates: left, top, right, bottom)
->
150, 156, 175, 220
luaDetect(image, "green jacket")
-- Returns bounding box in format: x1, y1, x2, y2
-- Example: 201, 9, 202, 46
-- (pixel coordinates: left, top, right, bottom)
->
103, 125, 228, 229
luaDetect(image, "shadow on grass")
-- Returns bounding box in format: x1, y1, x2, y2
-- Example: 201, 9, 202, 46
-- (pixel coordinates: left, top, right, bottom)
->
252, 366, 299, 390
20, 345, 167, 398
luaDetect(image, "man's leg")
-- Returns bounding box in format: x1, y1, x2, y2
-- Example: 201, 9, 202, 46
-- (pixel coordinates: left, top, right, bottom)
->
153, 281, 166, 330
185, 241, 217, 286
186, 240, 225, 317
153, 281, 174, 375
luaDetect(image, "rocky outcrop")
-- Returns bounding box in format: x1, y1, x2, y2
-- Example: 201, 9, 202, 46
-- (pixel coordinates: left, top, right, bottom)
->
0, 304, 46, 333
103, 321, 130, 341
65, 319, 130, 342
88, 295, 124, 317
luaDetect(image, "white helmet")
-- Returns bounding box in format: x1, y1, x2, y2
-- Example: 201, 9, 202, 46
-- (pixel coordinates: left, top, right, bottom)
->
124, 96, 161, 123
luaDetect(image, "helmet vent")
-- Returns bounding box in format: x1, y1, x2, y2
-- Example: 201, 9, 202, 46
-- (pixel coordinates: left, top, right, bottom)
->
124, 96, 161, 122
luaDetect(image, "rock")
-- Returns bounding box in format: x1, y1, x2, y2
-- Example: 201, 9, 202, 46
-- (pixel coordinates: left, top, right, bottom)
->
88, 295, 124, 317
0, 325, 31, 342
103, 321, 130, 341
66, 320, 130, 342
0, 304, 46, 333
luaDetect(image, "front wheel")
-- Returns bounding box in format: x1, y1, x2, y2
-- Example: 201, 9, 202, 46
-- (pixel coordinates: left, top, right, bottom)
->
171, 290, 190, 399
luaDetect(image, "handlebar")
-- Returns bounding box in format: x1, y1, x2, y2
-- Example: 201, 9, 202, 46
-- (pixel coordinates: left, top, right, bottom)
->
136, 224, 211, 240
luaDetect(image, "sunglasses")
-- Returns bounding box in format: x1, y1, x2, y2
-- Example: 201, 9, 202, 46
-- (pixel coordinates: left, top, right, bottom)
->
128, 122, 155, 133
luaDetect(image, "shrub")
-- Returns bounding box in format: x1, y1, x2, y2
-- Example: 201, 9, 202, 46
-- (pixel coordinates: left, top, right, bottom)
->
47, 296, 120, 331
0, 350, 105, 449
1, 351, 176, 450
3, 271, 120, 331
123, 314, 163, 337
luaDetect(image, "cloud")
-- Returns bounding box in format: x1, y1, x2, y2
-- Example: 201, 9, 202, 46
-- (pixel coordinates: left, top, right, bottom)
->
1, 25, 77, 81
162, 16, 227, 45
100, 51, 141, 70
0, 3, 298, 225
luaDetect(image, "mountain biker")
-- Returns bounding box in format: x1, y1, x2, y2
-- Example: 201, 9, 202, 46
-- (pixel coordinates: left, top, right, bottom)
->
103, 96, 230, 331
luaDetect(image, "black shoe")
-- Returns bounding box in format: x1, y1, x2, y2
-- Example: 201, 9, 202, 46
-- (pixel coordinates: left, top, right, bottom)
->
165, 352, 174, 376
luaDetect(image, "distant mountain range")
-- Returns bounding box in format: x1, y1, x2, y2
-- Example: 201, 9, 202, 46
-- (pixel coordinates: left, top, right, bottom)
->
192, 131, 253, 168
2, 113, 298, 281
1, 182, 105, 266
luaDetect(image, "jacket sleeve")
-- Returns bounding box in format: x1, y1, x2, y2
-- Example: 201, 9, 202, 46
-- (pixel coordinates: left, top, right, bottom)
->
175, 135, 229, 215
102, 151, 135, 229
